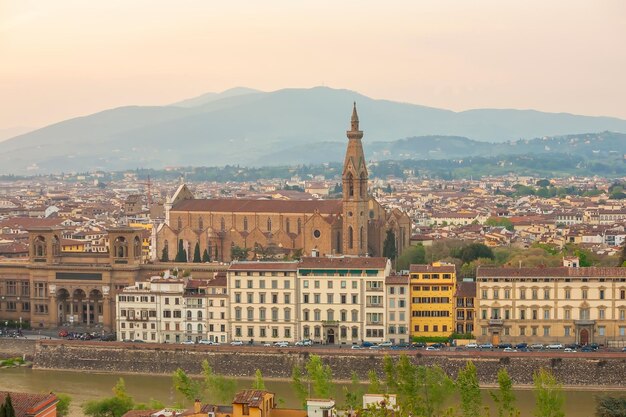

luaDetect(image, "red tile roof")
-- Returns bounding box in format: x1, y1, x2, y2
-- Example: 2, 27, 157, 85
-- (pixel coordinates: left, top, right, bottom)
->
409, 264, 456, 274
299, 257, 388, 269
229, 262, 299, 271
232, 390, 270, 407
385, 275, 409, 285
477, 266, 626, 278
0, 392, 58, 417
173, 199, 342, 214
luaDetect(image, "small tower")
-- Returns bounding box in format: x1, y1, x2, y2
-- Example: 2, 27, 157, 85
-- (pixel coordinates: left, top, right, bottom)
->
342, 103, 369, 256
27, 226, 62, 264
108, 227, 143, 265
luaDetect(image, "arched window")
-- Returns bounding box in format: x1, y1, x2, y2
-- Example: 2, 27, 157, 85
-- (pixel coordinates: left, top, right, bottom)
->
360, 172, 367, 198
297, 218, 302, 234
348, 226, 353, 249
198, 217, 203, 231
187, 310, 192, 320
34, 236, 46, 257
52, 235, 60, 256
243, 217, 248, 231
220, 217, 225, 231
347, 173, 354, 198
177, 217, 182, 230
134, 236, 141, 257
197, 311, 203, 320
336, 232, 341, 253
197, 323, 203, 333
267, 217, 272, 232
114, 236, 127, 258
286, 218, 290, 234
359, 227, 364, 250
186, 323, 192, 333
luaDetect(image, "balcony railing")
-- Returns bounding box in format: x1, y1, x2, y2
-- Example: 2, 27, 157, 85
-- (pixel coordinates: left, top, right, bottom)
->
488, 318, 504, 326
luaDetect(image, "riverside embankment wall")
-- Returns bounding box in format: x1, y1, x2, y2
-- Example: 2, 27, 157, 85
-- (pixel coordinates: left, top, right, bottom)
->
0, 339, 36, 359
32, 340, 626, 387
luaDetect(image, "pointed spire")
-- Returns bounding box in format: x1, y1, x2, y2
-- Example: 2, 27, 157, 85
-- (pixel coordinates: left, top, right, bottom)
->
350, 102, 359, 131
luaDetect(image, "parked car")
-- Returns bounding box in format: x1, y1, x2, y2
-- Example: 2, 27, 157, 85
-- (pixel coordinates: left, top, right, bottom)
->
361, 341, 374, 348
503, 347, 517, 353
546, 343, 563, 350
498, 343, 513, 349
294, 339, 313, 346
58, 329, 68, 337
411, 342, 426, 349
368, 345, 382, 350
101, 333, 116, 342
530, 343, 544, 350
425, 346, 440, 351
564, 348, 577, 353
132, 339, 145, 343
274, 341, 289, 347
378, 341, 393, 347
180, 340, 195, 345
621, 347, 626, 352
230, 340, 243, 346
198, 339, 215, 345
479, 343, 494, 349
465, 343, 478, 349
515, 343, 528, 349
263, 342, 272, 347
430, 343, 445, 349
351, 345, 363, 350
581, 345, 595, 352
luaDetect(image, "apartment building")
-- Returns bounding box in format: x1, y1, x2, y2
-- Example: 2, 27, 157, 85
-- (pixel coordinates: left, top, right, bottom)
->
476, 259, 626, 346
454, 280, 476, 335
206, 273, 229, 343
228, 262, 299, 343
409, 263, 457, 338
385, 274, 410, 345
116, 277, 185, 343
297, 257, 391, 345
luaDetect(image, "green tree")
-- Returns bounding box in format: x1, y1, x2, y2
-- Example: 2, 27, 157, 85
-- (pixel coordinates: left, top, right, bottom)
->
252, 369, 266, 390
385, 184, 393, 194
134, 400, 165, 411
305, 355, 334, 399
231, 245, 250, 261
56, 393, 72, 417
490, 368, 518, 417
172, 368, 202, 403
291, 364, 308, 409
397, 244, 426, 270
202, 249, 210, 263
202, 360, 237, 404
536, 179, 551, 187
485, 217, 514, 231
161, 245, 169, 262
175, 239, 187, 262
456, 361, 482, 417
1, 394, 15, 417
344, 371, 364, 411
83, 378, 135, 417
532, 368, 564, 417
383, 230, 397, 261
595, 395, 626, 417
455, 243, 494, 264
368, 369, 382, 394
193, 242, 201, 262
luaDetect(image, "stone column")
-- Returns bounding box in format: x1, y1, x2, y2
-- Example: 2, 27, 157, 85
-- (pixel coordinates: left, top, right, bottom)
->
86, 301, 91, 326
102, 296, 111, 332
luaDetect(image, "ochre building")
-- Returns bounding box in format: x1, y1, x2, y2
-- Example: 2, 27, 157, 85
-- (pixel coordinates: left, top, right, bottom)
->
156, 104, 411, 262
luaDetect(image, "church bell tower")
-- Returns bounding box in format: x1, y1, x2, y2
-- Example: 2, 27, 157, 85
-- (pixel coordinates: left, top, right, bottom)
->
342, 103, 369, 256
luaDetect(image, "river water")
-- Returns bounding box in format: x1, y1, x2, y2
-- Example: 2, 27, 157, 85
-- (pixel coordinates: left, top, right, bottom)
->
0, 367, 613, 417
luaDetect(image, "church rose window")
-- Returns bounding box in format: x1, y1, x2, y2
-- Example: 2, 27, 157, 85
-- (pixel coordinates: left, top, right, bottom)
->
313, 230, 321, 239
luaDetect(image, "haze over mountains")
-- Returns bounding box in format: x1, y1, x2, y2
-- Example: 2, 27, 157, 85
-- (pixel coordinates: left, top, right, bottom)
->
2, 86, 626, 175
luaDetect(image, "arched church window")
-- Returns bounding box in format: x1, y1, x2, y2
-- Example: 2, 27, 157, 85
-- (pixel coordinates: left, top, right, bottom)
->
114, 236, 127, 258
359, 227, 364, 250
348, 226, 353, 249
243, 217, 248, 231
177, 217, 182, 230
297, 218, 302, 235
52, 235, 60, 256
220, 217, 225, 231
198, 217, 203, 231
347, 173, 354, 198
286, 218, 290, 234
267, 217, 272, 232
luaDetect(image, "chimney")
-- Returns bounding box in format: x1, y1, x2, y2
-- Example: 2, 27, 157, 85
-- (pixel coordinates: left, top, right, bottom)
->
194, 399, 201, 414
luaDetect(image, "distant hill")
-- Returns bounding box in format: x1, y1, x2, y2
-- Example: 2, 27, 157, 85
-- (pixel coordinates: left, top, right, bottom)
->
2, 86, 626, 174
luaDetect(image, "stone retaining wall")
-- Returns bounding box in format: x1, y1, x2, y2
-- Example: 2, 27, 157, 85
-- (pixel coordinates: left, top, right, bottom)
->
33, 341, 626, 387
0, 339, 36, 359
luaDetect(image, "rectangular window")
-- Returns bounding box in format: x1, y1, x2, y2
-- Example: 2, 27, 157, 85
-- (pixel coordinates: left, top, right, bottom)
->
303, 280, 309, 289
532, 289, 538, 300
520, 289, 526, 299
284, 280, 290, 289
544, 289, 550, 300
620, 327, 625, 337
235, 327, 242, 337
259, 280, 265, 289
565, 289, 571, 300
272, 280, 278, 289
327, 281, 333, 289
327, 294, 334, 304
599, 326, 605, 336
519, 309, 526, 320
314, 294, 320, 304
314, 280, 320, 289
352, 281, 358, 289
247, 293, 253, 303
247, 280, 253, 289
564, 309, 571, 320
504, 289, 510, 299
303, 294, 309, 304
599, 289, 605, 300
599, 309, 606, 319
543, 310, 550, 320
482, 289, 488, 299
582, 289, 588, 299
352, 294, 358, 304
493, 289, 499, 299
520, 326, 526, 336
564, 327, 571, 337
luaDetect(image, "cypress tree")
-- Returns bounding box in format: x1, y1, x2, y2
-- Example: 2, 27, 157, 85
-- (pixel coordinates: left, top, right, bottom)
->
161, 245, 169, 262
193, 242, 201, 263
4, 394, 15, 417
175, 239, 187, 262
202, 249, 210, 263
383, 229, 397, 261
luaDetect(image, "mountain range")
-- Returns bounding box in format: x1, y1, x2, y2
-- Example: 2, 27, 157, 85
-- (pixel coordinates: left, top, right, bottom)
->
1, 86, 626, 174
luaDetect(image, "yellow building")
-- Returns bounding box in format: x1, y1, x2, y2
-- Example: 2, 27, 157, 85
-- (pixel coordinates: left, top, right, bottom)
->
409, 263, 457, 338
60, 238, 86, 252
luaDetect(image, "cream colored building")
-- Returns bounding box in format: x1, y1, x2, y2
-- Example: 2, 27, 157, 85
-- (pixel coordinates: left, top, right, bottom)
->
476, 259, 626, 346
116, 277, 186, 343
228, 262, 299, 343
206, 273, 229, 343
385, 275, 410, 345
297, 257, 391, 345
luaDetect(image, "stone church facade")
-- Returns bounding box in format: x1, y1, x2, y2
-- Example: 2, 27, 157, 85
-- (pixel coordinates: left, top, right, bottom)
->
156, 104, 411, 262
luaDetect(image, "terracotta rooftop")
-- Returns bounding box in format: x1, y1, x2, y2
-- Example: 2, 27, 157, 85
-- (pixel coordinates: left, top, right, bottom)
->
477, 266, 626, 278
409, 264, 456, 274
0, 392, 58, 417
232, 390, 270, 407
455, 281, 477, 298
229, 262, 298, 271
385, 275, 409, 285
173, 199, 342, 214
299, 257, 388, 269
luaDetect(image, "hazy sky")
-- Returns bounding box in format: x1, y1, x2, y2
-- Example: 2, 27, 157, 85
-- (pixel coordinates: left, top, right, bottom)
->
1, 0, 625, 134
